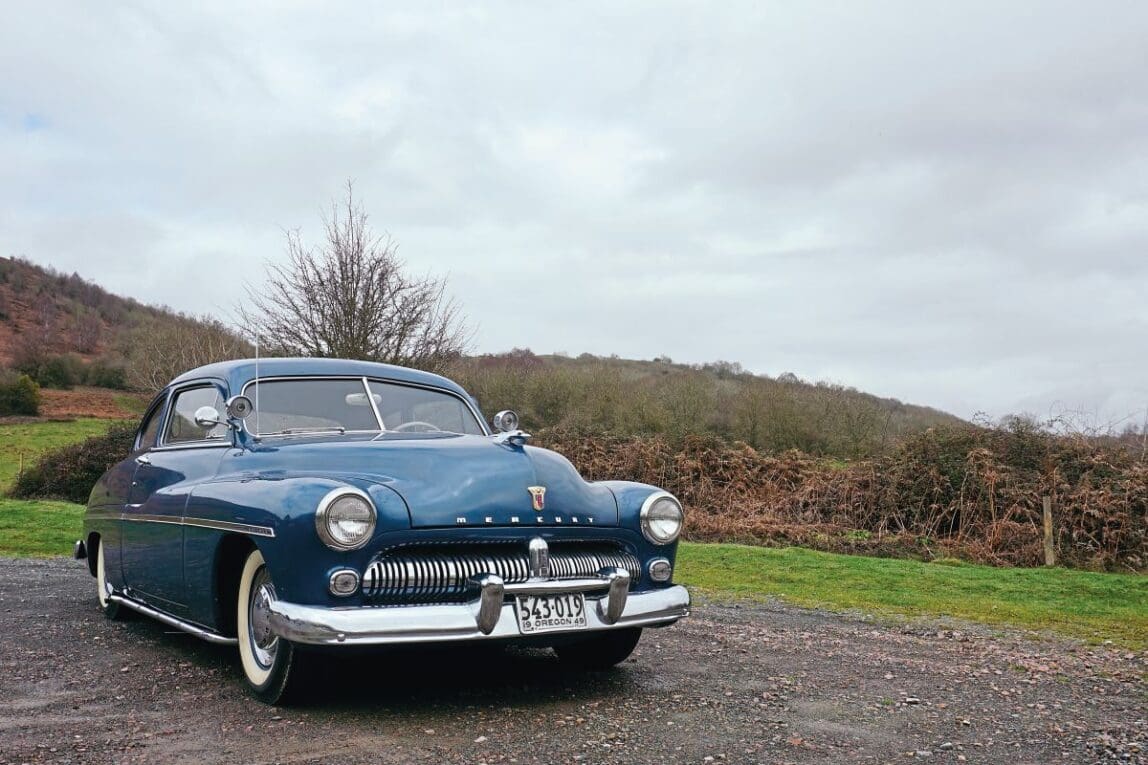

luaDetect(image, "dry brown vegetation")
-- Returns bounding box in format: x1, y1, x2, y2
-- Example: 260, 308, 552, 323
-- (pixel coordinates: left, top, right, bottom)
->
537, 418, 1148, 572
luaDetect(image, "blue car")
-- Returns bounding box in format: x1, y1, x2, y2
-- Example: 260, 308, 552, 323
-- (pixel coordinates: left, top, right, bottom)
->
76, 358, 690, 703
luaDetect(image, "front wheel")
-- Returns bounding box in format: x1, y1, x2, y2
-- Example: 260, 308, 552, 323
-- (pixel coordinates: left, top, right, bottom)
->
554, 627, 642, 670
237, 549, 303, 704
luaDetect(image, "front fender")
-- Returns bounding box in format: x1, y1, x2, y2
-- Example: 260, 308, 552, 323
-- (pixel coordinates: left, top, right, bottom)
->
189, 475, 409, 605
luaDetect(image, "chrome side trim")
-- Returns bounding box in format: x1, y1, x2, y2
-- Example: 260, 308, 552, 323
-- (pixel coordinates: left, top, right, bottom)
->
120, 514, 275, 538
267, 584, 690, 647
107, 594, 238, 645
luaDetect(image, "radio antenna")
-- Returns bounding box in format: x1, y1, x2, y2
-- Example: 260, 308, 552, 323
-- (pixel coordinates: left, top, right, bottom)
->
254, 333, 260, 438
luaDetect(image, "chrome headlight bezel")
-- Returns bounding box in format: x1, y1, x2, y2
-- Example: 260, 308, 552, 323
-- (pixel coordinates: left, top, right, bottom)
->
639, 491, 684, 545
315, 487, 377, 551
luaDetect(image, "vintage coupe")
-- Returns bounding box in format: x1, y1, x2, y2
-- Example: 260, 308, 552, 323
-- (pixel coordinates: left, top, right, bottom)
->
76, 358, 689, 702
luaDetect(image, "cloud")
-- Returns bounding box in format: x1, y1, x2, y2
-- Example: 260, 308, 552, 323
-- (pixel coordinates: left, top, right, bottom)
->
2, 1, 1147, 423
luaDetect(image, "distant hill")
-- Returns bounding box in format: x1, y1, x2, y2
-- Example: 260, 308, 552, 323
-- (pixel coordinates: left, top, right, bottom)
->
0, 257, 249, 391
0, 256, 171, 363
0, 257, 964, 455
449, 350, 966, 458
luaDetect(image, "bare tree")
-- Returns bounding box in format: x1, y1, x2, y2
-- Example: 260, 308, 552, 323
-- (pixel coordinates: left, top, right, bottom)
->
241, 184, 471, 372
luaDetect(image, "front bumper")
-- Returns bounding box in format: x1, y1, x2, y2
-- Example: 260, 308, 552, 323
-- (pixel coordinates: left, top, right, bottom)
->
267, 569, 690, 646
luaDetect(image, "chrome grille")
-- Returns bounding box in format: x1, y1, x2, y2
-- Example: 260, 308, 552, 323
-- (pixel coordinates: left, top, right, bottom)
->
362, 542, 641, 605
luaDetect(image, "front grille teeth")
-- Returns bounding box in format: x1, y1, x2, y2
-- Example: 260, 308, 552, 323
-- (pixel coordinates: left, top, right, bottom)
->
362, 544, 641, 605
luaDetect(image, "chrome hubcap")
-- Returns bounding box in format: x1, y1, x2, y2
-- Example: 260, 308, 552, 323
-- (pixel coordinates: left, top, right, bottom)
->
248, 567, 278, 669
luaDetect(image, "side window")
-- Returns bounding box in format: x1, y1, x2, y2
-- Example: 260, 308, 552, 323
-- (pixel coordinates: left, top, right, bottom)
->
136, 400, 166, 451
165, 385, 227, 444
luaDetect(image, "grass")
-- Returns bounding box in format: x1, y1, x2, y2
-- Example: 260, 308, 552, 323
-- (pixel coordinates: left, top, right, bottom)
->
0, 418, 119, 487
677, 542, 1148, 649
0, 417, 116, 557
0, 498, 85, 557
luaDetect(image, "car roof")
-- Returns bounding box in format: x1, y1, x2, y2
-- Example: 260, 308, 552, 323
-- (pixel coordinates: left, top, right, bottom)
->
168, 357, 471, 398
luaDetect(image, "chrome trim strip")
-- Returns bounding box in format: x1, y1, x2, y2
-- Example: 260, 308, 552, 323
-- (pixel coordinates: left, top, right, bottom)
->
120, 514, 275, 538
267, 585, 690, 646
107, 594, 238, 645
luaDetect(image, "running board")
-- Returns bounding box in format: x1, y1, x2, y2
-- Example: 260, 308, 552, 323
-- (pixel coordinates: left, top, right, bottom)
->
108, 594, 238, 646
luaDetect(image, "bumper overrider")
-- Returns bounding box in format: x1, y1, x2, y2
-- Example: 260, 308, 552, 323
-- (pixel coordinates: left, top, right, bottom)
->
267, 567, 690, 646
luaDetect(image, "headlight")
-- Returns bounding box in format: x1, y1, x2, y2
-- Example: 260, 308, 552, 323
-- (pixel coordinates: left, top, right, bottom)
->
315, 488, 376, 551
640, 492, 684, 545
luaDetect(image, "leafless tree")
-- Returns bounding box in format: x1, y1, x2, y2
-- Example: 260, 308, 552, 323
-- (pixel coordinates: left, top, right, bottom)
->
241, 184, 471, 372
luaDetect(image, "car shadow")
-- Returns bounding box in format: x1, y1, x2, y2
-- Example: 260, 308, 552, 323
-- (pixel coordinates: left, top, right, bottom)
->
122, 616, 636, 711
296, 643, 636, 710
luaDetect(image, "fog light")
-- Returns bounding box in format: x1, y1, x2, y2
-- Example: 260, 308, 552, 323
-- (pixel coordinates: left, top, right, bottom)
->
648, 558, 672, 582
329, 568, 360, 596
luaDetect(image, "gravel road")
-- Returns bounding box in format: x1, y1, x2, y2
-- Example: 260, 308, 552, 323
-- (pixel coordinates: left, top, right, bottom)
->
0, 558, 1143, 765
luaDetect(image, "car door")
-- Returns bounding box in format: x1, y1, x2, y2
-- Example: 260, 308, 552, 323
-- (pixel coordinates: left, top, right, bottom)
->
120, 381, 230, 614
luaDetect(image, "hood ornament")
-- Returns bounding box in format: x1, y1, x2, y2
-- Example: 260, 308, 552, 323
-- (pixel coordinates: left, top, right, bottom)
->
527, 486, 546, 512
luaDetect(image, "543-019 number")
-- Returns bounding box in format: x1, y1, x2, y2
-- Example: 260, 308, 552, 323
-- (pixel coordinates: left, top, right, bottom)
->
515, 593, 587, 634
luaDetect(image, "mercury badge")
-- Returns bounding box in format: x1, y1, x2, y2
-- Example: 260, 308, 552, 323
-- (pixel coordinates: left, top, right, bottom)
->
527, 485, 547, 512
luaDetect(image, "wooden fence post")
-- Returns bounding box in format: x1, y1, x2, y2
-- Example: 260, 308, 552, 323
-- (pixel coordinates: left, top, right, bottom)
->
1042, 496, 1056, 567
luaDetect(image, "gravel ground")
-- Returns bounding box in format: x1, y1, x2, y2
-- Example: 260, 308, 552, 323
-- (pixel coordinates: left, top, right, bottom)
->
0, 558, 1143, 765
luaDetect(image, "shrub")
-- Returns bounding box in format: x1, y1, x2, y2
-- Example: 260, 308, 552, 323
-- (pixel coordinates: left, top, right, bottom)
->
9, 422, 136, 503
0, 371, 41, 416
82, 359, 129, 390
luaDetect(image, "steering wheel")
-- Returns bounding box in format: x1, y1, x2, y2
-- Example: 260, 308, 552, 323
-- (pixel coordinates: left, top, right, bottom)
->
391, 421, 442, 433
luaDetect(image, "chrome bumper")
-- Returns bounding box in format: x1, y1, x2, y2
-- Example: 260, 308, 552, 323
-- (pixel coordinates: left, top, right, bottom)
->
267, 569, 690, 647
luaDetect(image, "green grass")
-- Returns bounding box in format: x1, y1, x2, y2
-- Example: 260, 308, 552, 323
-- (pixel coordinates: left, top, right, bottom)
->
0, 418, 120, 488
0, 418, 117, 557
677, 542, 1148, 648
0, 498, 85, 557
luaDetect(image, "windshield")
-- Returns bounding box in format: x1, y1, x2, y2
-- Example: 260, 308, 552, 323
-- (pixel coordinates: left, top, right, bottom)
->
245, 378, 485, 436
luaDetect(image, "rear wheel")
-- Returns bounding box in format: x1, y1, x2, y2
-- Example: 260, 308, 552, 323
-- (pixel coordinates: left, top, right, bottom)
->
94, 540, 124, 620
554, 627, 642, 670
237, 548, 302, 704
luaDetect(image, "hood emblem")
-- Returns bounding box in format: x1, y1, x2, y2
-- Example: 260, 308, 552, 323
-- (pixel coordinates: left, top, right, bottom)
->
527, 486, 546, 512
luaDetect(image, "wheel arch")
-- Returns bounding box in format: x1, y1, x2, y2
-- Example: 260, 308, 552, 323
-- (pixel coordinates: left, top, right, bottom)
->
213, 534, 258, 638
85, 531, 101, 577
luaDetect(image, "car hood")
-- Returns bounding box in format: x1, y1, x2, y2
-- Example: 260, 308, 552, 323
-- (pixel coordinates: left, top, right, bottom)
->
242, 433, 619, 528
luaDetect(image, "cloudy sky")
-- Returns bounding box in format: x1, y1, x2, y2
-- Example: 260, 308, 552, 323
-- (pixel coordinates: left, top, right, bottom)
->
3, 2, 1147, 424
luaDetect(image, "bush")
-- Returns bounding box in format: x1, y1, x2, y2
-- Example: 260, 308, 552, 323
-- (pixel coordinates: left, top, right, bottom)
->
9, 423, 136, 503
13, 352, 84, 389
82, 359, 129, 390
0, 371, 41, 416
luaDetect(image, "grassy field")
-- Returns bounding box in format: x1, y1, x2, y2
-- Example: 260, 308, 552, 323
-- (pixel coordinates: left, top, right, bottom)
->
0, 418, 118, 487
0, 418, 117, 557
0, 418, 1143, 648
678, 543, 1148, 649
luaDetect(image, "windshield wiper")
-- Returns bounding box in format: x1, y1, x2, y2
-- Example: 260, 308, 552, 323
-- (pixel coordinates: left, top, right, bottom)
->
258, 426, 347, 436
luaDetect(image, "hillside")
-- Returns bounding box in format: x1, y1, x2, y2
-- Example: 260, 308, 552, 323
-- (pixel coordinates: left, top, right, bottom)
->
448, 350, 964, 457
0, 256, 174, 363
0, 257, 249, 391
0, 257, 962, 455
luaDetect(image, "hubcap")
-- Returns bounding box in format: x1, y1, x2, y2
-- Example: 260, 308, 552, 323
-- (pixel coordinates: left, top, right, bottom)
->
248, 567, 278, 669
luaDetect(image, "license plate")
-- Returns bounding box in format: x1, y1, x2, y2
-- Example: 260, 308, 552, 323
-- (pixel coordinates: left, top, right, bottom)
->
515, 593, 587, 634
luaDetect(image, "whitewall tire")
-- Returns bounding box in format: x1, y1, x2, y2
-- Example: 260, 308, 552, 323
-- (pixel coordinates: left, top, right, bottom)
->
95, 540, 124, 620
237, 548, 301, 704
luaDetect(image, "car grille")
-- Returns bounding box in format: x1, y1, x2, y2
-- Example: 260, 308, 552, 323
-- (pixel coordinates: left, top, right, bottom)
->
362, 542, 642, 605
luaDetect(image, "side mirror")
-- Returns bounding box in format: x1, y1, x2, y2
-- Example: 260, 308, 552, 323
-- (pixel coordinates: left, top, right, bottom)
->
194, 406, 224, 429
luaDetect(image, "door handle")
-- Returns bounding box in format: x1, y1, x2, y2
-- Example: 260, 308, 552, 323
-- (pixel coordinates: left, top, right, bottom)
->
135, 455, 151, 465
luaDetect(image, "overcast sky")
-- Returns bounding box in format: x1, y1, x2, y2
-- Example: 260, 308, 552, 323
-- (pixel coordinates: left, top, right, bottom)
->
3, 2, 1147, 425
